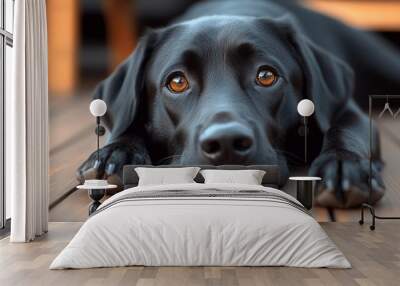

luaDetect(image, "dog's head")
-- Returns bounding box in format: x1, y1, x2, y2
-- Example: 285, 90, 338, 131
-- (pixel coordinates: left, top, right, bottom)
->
95, 15, 353, 179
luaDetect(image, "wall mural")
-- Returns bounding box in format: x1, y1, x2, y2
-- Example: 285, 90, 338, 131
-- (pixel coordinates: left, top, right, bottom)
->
48, 1, 400, 215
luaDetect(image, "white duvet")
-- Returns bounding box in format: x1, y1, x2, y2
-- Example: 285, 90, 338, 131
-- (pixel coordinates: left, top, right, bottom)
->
50, 183, 350, 269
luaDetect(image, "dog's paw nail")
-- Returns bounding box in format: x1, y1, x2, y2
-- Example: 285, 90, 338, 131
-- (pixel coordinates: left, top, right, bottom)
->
371, 178, 384, 192
341, 179, 350, 191
76, 170, 84, 183
324, 180, 335, 191
93, 160, 101, 169
105, 163, 116, 175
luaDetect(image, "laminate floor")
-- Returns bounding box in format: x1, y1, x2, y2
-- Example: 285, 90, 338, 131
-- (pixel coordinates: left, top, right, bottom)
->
1, 222, 399, 286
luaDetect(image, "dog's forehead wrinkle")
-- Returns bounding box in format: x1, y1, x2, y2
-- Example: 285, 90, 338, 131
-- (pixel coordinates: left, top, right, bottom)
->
176, 17, 260, 48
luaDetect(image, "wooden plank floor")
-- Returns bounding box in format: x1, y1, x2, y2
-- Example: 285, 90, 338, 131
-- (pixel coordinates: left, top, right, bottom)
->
49, 94, 95, 205
49, 96, 400, 222
1, 222, 400, 286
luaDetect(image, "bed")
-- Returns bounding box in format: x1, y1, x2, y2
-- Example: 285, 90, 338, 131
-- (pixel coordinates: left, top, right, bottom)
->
50, 165, 350, 269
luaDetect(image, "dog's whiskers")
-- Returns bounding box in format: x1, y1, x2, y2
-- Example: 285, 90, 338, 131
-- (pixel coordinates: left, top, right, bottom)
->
156, 150, 304, 166
156, 154, 185, 165
274, 148, 305, 166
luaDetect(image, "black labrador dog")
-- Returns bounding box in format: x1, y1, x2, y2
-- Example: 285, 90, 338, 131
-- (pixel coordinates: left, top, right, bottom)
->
78, 0, 400, 208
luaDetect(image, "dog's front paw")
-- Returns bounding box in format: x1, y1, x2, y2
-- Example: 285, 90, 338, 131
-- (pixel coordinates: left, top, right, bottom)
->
309, 152, 385, 208
76, 142, 150, 185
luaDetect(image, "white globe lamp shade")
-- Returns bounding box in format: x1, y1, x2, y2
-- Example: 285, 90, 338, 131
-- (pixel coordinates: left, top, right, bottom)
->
297, 99, 315, 117
90, 99, 107, 117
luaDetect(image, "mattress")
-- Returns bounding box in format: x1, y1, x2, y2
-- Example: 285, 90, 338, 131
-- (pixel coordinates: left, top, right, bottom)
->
50, 183, 350, 269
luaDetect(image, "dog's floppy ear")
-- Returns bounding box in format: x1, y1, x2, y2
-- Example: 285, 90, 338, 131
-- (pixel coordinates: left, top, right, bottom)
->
261, 16, 354, 132
93, 33, 156, 141
289, 32, 354, 132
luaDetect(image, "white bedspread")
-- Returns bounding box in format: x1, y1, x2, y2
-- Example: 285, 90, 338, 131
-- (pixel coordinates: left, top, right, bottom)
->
50, 183, 350, 269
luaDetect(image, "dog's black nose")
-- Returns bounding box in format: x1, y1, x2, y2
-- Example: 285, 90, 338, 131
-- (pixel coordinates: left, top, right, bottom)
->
199, 122, 255, 163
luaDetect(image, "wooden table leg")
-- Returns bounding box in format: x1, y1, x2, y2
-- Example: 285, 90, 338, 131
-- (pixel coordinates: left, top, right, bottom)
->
103, 0, 137, 71
47, 0, 79, 94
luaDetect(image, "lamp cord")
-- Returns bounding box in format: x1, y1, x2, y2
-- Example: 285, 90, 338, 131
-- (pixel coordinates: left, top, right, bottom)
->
304, 116, 307, 164
96, 117, 100, 163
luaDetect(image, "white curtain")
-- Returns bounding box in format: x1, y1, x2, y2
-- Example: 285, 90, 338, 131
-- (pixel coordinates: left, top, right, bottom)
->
8, 0, 49, 242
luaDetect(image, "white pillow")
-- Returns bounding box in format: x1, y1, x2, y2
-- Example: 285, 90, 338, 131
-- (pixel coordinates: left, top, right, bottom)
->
200, 169, 266, 185
135, 167, 200, 186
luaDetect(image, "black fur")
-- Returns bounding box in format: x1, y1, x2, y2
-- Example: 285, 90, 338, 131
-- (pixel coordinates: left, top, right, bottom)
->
77, 0, 400, 208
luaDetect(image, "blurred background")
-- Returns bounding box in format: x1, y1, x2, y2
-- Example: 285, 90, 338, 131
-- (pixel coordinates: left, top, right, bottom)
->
47, 0, 400, 222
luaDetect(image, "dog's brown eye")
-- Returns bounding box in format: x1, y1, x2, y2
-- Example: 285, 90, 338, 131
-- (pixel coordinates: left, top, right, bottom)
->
167, 73, 189, 93
256, 68, 277, 87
